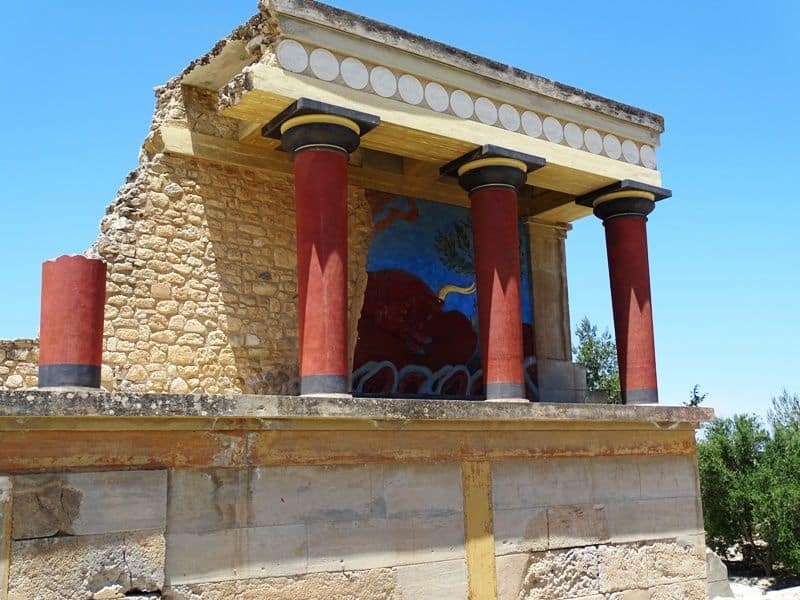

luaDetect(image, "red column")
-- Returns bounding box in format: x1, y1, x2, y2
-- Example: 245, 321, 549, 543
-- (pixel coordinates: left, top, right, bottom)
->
451, 156, 535, 401
293, 148, 350, 395
596, 195, 658, 404
470, 186, 525, 400
39, 255, 107, 388
278, 113, 366, 395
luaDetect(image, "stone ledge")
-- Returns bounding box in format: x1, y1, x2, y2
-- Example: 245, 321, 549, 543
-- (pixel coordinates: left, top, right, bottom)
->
0, 390, 713, 430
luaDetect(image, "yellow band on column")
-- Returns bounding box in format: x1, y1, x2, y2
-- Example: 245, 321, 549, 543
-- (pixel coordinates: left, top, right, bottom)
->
592, 190, 656, 207
280, 114, 361, 135
457, 157, 528, 177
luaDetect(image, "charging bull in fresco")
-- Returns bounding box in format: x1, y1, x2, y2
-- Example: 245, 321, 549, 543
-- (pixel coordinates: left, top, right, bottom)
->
353, 269, 478, 396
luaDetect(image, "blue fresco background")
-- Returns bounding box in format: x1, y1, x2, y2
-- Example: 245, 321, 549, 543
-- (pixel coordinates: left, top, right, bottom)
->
366, 196, 533, 325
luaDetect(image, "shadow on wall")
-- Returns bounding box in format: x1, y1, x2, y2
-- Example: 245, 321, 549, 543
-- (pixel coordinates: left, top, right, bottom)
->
200, 155, 373, 396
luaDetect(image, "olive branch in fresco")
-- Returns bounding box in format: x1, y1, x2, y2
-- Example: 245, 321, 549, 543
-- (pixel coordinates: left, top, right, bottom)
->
434, 218, 474, 278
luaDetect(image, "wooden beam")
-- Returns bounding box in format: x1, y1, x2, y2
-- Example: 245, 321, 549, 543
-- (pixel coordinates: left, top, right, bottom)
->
153, 125, 473, 207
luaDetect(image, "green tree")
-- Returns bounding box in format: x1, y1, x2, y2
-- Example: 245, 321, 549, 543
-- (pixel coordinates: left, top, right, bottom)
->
698, 415, 769, 571
752, 424, 800, 575
767, 389, 800, 430
573, 317, 620, 404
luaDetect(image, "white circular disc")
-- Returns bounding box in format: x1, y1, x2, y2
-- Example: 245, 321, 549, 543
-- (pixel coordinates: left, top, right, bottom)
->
621, 140, 640, 164
521, 111, 542, 137
564, 123, 583, 149
340, 57, 368, 89
398, 74, 424, 105
498, 104, 521, 131
450, 89, 474, 118
425, 82, 449, 112
309, 48, 339, 81
543, 116, 564, 143
640, 145, 657, 168
584, 129, 603, 154
603, 134, 622, 159
474, 97, 498, 125
370, 66, 397, 97
276, 39, 308, 73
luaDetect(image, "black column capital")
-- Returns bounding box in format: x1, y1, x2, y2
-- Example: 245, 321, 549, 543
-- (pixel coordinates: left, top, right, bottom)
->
576, 180, 671, 222
262, 97, 380, 154
441, 145, 545, 193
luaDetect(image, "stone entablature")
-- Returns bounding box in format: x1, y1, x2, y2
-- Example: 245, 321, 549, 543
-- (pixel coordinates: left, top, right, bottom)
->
273, 38, 659, 169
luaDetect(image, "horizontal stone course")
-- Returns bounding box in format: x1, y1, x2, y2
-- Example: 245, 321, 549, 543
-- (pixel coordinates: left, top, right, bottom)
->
11, 470, 166, 540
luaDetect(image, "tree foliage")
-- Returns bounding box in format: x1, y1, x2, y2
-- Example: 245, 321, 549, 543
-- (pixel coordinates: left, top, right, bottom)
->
573, 317, 620, 404
698, 395, 800, 576
768, 389, 800, 430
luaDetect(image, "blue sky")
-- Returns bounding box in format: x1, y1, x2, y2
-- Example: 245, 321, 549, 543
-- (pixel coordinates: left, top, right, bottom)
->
1, 1, 797, 418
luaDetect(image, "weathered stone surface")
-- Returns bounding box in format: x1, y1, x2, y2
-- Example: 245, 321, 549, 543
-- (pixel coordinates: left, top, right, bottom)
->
496, 553, 530, 600
167, 569, 398, 599
382, 463, 462, 518
516, 546, 600, 600
494, 508, 547, 555
648, 578, 707, 599
706, 548, 734, 598
11, 478, 81, 540
0, 340, 38, 391
166, 524, 307, 585
12, 471, 166, 539
1, 477, 11, 600
307, 515, 464, 572
394, 559, 467, 599
7, 530, 164, 599
548, 504, 609, 549
604, 496, 703, 543
598, 541, 706, 593
0, 389, 714, 424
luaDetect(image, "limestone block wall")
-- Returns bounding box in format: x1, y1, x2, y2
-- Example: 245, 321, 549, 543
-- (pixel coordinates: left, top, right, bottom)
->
0, 457, 707, 599
0, 340, 38, 391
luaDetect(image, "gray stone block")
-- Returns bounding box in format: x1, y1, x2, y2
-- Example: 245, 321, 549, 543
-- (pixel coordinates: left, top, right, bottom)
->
166, 523, 308, 585
382, 463, 462, 518
604, 496, 704, 543
168, 465, 381, 533
12, 471, 166, 539
1, 477, 10, 600
307, 514, 464, 573
590, 456, 643, 503
394, 559, 467, 600
493, 458, 593, 509
494, 507, 547, 555
548, 504, 609, 549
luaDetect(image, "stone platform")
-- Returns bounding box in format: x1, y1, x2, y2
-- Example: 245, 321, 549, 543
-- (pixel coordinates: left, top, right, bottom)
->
0, 390, 712, 599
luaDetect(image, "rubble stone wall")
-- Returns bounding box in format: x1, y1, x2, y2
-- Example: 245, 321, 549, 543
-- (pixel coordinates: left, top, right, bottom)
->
93, 148, 371, 395
0, 340, 38, 391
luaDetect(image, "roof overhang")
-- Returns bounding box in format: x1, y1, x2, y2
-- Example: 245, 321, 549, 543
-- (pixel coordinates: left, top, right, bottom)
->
171, 0, 667, 223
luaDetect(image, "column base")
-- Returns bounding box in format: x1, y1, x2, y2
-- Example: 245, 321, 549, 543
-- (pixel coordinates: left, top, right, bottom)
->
622, 388, 658, 404
38, 364, 101, 389
485, 382, 526, 401
300, 374, 350, 396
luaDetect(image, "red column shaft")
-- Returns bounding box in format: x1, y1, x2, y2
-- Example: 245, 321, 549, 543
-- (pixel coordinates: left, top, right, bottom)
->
39, 255, 107, 388
470, 186, 525, 399
604, 215, 658, 403
294, 148, 349, 394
